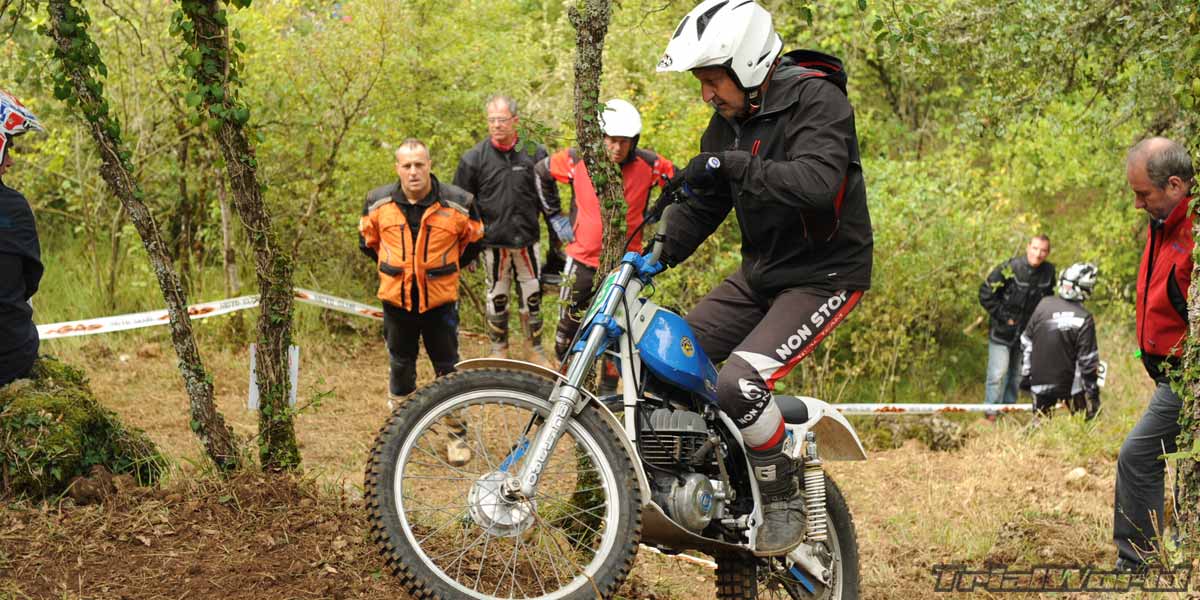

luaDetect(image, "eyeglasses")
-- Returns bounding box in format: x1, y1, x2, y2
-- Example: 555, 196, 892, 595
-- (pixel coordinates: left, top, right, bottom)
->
487, 116, 514, 124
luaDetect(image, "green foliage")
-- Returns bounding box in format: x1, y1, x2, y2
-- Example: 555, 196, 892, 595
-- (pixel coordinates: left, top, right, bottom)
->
0, 358, 166, 498
3, 0, 1196, 401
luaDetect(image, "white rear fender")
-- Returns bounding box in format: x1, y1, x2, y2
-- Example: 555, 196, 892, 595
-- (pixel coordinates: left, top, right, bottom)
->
786, 396, 867, 461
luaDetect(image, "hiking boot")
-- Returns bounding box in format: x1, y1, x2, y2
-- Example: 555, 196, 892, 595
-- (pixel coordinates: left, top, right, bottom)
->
1115, 557, 1148, 574
443, 412, 471, 467
446, 437, 472, 467
748, 446, 805, 556
1085, 395, 1101, 421
387, 393, 404, 412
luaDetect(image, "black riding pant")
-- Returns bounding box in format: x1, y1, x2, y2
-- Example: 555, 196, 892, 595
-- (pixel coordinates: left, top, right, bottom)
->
383, 301, 460, 397
0, 337, 37, 387
685, 270, 863, 451
553, 260, 598, 360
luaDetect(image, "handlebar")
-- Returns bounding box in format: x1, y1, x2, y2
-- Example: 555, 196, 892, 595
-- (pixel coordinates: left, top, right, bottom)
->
635, 156, 722, 270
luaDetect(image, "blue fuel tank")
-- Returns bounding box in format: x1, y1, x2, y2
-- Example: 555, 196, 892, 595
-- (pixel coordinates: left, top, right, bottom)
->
633, 306, 719, 404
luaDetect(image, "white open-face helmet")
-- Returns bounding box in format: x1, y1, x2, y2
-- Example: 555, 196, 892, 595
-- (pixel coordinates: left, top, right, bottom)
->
656, 0, 783, 91
1058, 262, 1098, 301
600, 99, 642, 138
0, 90, 43, 161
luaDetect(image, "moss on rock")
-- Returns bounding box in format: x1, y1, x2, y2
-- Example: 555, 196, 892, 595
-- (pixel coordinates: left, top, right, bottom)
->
0, 357, 165, 499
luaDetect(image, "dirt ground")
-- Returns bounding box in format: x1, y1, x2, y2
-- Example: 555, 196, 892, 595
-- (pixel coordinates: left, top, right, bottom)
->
3, 318, 1198, 599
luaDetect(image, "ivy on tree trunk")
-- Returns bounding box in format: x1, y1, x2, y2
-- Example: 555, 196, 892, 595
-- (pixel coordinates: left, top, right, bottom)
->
568, 0, 626, 278
174, 0, 300, 471
42, 0, 241, 472
1172, 16, 1200, 562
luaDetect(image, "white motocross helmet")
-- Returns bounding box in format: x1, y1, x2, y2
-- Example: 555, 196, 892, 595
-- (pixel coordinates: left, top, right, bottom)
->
656, 0, 784, 91
600, 99, 642, 138
1058, 262, 1098, 301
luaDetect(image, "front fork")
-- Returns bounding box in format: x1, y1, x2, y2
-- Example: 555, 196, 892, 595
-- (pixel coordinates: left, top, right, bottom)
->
502, 262, 637, 499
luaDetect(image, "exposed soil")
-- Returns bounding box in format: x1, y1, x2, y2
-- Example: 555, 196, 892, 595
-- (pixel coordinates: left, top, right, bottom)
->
4, 322, 1196, 599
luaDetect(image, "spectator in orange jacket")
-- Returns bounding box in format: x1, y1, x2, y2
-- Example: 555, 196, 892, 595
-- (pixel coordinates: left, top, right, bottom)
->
359, 139, 484, 464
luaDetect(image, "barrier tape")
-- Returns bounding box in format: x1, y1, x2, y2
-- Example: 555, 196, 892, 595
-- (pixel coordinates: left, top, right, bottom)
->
834, 403, 1032, 415
37, 288, 382, 340
38, 290, 1076, 418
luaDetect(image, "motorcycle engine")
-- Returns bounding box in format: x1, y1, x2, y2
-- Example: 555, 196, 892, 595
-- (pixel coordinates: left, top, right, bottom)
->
641, 407, 724, 533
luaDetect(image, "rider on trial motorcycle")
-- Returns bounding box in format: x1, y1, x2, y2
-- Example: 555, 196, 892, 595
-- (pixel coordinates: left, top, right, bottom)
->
656, 0, 873, 556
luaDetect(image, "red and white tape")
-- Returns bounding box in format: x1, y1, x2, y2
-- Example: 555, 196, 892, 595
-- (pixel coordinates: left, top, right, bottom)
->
834, 403, 1033, 415
37, 288, 382, 340
37, 291, 1058, 416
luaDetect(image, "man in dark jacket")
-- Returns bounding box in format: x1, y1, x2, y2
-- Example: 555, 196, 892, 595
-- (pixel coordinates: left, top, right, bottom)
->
656, 0, 871, 555
453, 95, 571, 366
0, 90, 44, 387
1020, 262, 1100, 419
979, 235, 1055, 415
1114, 137, 1194, 572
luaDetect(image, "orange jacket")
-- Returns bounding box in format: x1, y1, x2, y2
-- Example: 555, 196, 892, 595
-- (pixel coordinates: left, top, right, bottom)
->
359, 178, 484, 313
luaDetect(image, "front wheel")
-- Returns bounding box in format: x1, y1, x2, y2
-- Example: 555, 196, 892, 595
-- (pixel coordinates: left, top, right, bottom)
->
715, 475, 860, 599
364, 368, 642, 600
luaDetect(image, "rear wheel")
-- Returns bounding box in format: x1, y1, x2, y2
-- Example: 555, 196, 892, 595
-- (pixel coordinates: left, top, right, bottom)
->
715, 475, 860, 599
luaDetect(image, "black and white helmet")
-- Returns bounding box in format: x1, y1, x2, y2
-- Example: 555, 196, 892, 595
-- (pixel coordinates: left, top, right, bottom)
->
1058, 262, 1098, 301
656, 0, 783, 91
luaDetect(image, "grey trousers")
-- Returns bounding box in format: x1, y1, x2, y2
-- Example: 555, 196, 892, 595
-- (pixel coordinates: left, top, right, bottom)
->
1113, 381, 1181, 564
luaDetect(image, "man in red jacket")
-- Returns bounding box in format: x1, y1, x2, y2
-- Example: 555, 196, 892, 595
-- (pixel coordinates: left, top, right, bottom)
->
534, 99, 674, 366
1114, 137, 1195, 571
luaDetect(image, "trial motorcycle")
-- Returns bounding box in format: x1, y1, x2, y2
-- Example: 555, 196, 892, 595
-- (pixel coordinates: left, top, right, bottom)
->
365, 180, 867, 599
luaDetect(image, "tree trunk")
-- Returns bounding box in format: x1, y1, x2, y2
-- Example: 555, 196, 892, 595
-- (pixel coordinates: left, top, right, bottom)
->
44, 0, 241, 471
176, 0, 300, 471
217, 173, 240, 298
1177, 212, 1200, 559
568, 0, 626, 278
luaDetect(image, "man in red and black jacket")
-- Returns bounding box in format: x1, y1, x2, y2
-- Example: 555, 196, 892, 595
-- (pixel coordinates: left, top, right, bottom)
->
1114, 137, 1195, 572
534, 99, 675, 365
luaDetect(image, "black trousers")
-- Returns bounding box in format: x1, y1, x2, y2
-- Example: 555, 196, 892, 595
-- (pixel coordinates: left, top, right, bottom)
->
1033, 392, 1089, 416
685, 270, 863, 450
1114, 381, 1181, 564
383, 301, 460, 397
0, 337, 37, 387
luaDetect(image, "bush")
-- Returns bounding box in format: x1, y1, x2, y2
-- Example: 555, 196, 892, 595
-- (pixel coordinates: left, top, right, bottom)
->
0, 357, 165, 499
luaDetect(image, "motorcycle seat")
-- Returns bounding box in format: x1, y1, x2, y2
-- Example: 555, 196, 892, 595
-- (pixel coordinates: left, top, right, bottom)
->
774, 395, 811, 424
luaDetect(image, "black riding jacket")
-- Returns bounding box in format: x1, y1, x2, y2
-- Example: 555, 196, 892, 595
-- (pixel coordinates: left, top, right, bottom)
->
0, 182, 41, 367
1020, 295, 1100, 400
453, 138, 561, 249
662, 50, 873, 296
979, 256, 1056, 346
